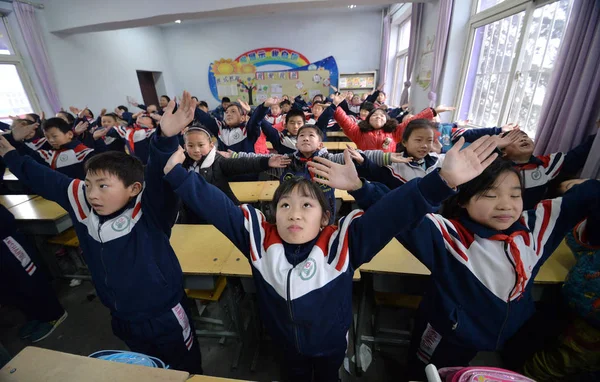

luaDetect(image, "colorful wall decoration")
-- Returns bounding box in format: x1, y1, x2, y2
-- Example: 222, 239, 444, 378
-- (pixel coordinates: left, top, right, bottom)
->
208, 47, 338, 105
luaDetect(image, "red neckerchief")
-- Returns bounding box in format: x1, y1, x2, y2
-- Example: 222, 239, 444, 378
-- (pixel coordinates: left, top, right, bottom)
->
128, 123, 147, 154
297, 156, 315, 179
489, 231, 531, 300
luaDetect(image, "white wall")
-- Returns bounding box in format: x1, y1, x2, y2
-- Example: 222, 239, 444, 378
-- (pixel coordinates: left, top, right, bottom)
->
41, 24, 175, 114
161, 11, 383, 107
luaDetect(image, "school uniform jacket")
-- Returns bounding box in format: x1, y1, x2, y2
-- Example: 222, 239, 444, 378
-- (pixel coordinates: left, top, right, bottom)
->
259, 120, 297, 155
179, 147, 270, 224
3, 134, 185, 322
508, 135, 595, 209
107, 124, 156, 165
164, 163, 451, 356
352, 174, 600, 351
358, 153, 444, 190
333, 105, 436, 152
0, 205, 38, 277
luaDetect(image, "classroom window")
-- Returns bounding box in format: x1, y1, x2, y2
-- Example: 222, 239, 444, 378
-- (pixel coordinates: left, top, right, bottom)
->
457, 0, 573, 136
0, 17, 37, 124
477, 0, 509, 13
390, 18, 411, 106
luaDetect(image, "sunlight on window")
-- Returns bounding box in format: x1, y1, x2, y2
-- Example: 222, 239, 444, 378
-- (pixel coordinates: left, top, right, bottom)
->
0, 64, 33, 124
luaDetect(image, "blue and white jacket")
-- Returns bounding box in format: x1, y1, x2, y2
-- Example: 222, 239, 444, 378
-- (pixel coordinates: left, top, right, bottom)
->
354, 176, 600, 351
164, 164, 451, 356
357, 153, 444, 190
107, 125, 156, 165
3, 133, 184, 322
194, 104, 266, 153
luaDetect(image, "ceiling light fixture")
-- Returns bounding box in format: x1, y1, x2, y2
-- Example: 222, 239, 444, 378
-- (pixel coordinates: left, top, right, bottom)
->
175, 20, 182, 24
348, 5, 357, 9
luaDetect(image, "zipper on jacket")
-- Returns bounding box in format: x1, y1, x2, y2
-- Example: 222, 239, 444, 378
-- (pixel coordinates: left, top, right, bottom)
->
496, 242, 518, 350
98, 224, 118, 311
287, 246, 301, 352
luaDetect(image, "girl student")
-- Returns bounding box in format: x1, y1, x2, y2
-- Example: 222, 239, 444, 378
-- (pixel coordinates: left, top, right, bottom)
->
343, 137, 600, 381
178, 125, 290, 224
162, 131, 499, 381
330, 92, 455, 152
352, 119, 522, 190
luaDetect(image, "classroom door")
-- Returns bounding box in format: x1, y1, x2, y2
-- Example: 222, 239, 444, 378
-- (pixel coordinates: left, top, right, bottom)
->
136, 70, 159, 107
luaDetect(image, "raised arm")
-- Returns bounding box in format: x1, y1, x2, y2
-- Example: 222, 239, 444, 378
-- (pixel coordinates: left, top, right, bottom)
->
246, 101, 272, 141
561, 134, 595, 175
331, 100, 362, 144
193, 108, 220, 137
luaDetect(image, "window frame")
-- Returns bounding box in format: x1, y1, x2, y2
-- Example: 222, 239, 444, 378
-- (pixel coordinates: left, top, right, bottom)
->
390, 15, 411, 107
454, 0, 568, 130
0, 15, 41, 119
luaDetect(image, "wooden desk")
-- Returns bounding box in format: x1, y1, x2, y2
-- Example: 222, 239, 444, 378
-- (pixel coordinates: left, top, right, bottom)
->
342, 142, 357, 149
266, 142, 341, 151
0, 346, 189, 382
258, 181, 280, 202
9, 197, 71, 235
0, 194, 37, 209
326, 131, 347, 138
334, 189, 355, 202
360, 238, 575, 284
188, 376, 252, 381
229, 181, 265, 204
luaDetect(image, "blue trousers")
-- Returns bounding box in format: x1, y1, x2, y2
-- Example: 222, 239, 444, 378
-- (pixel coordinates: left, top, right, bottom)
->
282, 347, 344, 382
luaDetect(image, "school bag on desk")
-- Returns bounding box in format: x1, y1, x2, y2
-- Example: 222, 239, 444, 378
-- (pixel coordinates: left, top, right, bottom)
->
426, 364, 534, 382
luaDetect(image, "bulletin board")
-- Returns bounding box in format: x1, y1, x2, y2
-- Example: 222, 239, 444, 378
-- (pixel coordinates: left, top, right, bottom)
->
208, 47, 338, 105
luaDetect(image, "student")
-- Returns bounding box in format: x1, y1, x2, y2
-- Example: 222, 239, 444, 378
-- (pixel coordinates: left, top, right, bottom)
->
197, 101, 209, 113
211, 97, 231, 122
490, 130, 595, 209
331, 92, 454, 152
158, 95, 170, 114
179, 126, 290, 223
355, 120, 521, 189
92, 113, 126, 153
236, 124, 410, 224
256, 109, 307, 155
194, 98, 271, 154
265, 101, 285, 130
0, 92, 203, 374
350, 137, 600, 381
6, 118, 102, 180
0, 204, 68, 343
18, 115, 52, 152
280, 99, 292, 114
55, 111, 76, 126
101, 112, 158, 165
161, 133, 497, 382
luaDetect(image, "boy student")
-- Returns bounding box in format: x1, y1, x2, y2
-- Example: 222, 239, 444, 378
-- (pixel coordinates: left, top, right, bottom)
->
1, 205, 68, 343
6, 118, 104, 180
255, 109, 307, 155
455, 128, 596, 209
211, 97, 231, 122
0, 92, 203, 374
280, 99, 292, 114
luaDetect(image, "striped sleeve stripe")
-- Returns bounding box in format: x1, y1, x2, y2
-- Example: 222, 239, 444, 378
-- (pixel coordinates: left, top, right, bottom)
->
451, 128, 466, 140
386, 166, 408, 184
545, 153, 564, 179
531, 198, 562, 255
241, 205, 264, 262
426, 215, 469, 262
68, 179, 89, 222
25, 262, 37, 275
333, 210, 363, 272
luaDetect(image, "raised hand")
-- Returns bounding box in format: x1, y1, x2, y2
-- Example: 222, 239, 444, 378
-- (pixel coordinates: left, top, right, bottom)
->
390, 153, 414, 164
377, 82, 385, 91
163, 146, 186, 175
150, 113, 162, 122
268, 154, 291, 168
435, 105, 456, 114
438, 136, 498, 189
93, 127, 110, 140
160, 91, 195, 138
40, 111, 46, 121
127, 96, 139, 107
331, 92, 346, 106
69, 106, 81, 115
100, 108, 107, 117
114, 107, 124, 118
432, 138, 443, 154
0, 135, 16, 157
501, 123, 519, 132
307, 149, 363, 191
495, 129, 522, 149
11, 121, 38, 142
346, 145, 364, 164
74, 121, 89, 135
237, 99, 251, 113
330, 85, 338, 93
263, 97, 279, 108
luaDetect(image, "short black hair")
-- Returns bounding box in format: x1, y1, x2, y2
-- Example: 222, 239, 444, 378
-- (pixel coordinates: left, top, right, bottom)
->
191, 96, 199, 101
85, 109, 94, 119
221, 97, 231, 103
56, 111, 75, 124
280, 100, 291, 107
270, 177, 330, 224
441, 159, 522, 219
26, 113, 41, 124
358, 109, 397, 133
285, 109, 305, 124
198, 101, 208, 108
102, 113, 119, 122
297, 124, 324, 141
138, 114, 157, 128
360, 101, 375, 112
402, 119, 437, 142
117, 105, 129, 113
160, 95, 171, 102
84, 151, 144, 187
225, 103, 245, 116
42, 117, 72, 134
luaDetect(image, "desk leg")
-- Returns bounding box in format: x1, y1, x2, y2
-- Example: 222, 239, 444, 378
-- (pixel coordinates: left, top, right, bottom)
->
223, 280, 245, 370
354, 279, 368, 376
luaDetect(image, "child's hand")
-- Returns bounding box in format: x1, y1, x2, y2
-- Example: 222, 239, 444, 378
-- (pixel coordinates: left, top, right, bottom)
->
100, 108, 107, 117
501, 123, 519, 132
40, 111, 46, 121
390, 153, 413, 163
495, 129, 521, 149
114, 107, 124, 118
331, 92, 346, 106
268, 154, 291, 168
160, 91, 195, 137
74, 121, 89, 135
150, 113, 162, 122
0, 135, 16, 157
237, 99, 251, 113
69, 106, 80, 115
346, 145, 364, 164
308, 149, 363, 191
377, 82, 385, 91
218, 150, 233, 158
557, 178, 588, 195
263, 97, 279, 108
330, 85, 338, 93
127, 96, 139, 107
11, 121, 38, 142
435, 105, 456, 114
432, 138, 442, 154
93, 127, 110, 140
164, 146, 186, 175
439, 136, 498, 189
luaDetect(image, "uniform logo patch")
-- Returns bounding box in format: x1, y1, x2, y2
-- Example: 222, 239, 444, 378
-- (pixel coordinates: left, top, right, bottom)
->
531, 169, 542, 180
111, 216, 131, 232
59, 154, 69, 162
299, 257, 317, 281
